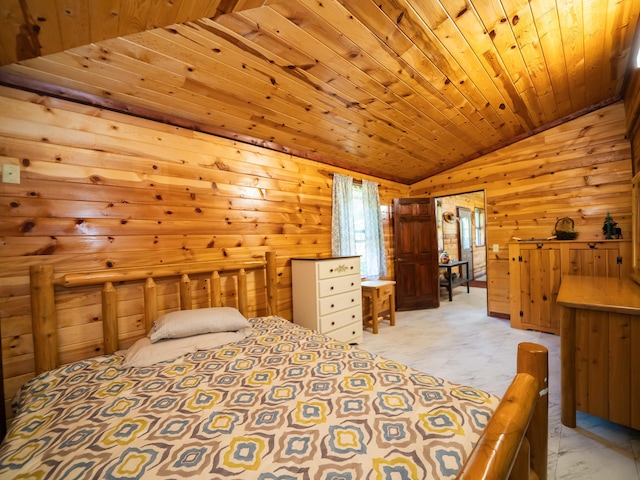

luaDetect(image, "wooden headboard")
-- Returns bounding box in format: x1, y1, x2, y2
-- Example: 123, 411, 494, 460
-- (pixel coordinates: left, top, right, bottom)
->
29, 252, 278, 375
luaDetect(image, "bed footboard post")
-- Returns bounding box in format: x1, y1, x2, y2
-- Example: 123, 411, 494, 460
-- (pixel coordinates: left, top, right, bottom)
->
518, 342, 549, 480
29, 265, 58, 374
265, 251, 278, 315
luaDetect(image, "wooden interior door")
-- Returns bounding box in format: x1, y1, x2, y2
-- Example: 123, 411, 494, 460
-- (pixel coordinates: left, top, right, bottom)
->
393, 198, 439, 310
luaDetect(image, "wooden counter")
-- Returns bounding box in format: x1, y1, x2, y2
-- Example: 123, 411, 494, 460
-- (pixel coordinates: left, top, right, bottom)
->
557, 276, 640, 429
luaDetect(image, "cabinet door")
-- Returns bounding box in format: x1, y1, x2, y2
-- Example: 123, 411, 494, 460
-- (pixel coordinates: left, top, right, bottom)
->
511, 245, 562, 334
566, 244, 621, 277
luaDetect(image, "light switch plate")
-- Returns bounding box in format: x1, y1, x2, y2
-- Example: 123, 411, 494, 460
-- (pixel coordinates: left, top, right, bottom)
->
2, 164, 20, 184
492, 243, 500, 253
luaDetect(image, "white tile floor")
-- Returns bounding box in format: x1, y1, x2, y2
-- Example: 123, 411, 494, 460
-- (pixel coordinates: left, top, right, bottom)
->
361, 287, 640, 480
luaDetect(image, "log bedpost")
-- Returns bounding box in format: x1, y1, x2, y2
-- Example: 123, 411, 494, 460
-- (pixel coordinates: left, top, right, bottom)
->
29, 265, 58, 374
144, 278, 157, 332
518, 342, 549, 480
238, 268, 248, 317
180, 274, 192, 310
456, 342, 548, 480
211, 271, 222, 307
266, 251, 278, 315
102, 282, 119, 354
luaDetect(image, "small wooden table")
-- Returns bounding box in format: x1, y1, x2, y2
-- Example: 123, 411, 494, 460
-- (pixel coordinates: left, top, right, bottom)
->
361, 280, 396, 334
439, 260, 470, 301
557, 275, 640, 429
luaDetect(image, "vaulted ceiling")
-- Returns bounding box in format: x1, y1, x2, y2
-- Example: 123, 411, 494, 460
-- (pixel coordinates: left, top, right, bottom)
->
0, 0, 638, 184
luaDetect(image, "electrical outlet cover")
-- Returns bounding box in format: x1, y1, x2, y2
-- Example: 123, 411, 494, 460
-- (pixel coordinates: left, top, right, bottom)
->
2, 164, 20, 184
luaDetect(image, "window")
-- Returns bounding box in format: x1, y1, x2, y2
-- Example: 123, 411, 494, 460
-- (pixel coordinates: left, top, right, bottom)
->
474, 207, 485, 246
331, 174, 386, 279
352, 184, 367, 273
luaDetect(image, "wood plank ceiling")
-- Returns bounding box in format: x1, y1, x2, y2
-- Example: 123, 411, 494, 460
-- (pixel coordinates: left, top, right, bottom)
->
0, 0, 638, 184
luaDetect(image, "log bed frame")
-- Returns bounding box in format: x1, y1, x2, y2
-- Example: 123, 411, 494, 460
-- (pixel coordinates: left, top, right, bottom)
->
26, 251, 548, 480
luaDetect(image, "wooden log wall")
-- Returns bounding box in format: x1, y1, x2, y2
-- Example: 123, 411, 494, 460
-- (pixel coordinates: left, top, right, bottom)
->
625, 64, 640, 281
411, 102, 634, 318
0, 86, 635, 424
0, 85, 406, 420
625, 66, 640, 175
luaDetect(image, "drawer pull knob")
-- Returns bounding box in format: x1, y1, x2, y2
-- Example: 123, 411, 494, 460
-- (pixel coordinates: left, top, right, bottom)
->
331, 321, 335, 326
330, 286, 334, 290
331, 304, 335, 308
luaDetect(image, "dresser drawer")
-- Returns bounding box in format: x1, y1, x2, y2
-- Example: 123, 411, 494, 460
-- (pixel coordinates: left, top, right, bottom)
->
318, 274, 360, 297
319, 306, 362, 333
327, 322, 363, 344
319, 290, 360, 316
317, 257, 360, 280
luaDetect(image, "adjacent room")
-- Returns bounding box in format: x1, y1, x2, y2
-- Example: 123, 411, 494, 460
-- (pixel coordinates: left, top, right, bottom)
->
1, 1, 639, 479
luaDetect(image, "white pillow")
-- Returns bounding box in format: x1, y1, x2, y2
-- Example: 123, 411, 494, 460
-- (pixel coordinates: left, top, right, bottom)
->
148, 307, 250, 343
123, 328, 252, 367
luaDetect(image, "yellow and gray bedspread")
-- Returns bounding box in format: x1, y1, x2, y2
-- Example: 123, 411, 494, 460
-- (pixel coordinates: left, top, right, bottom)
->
0, 316, 500, 479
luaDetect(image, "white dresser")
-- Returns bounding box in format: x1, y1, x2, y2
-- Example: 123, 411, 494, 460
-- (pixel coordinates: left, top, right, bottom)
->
291, 256, 363, 344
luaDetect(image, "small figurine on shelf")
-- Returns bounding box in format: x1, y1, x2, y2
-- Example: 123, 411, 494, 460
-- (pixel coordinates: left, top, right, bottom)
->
439, 251, 451, 264
602, 212, 623, 239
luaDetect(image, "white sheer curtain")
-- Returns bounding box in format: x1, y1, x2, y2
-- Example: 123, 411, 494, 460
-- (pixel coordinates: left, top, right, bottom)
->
362, 179, 387, 279
331, 173, 355, 257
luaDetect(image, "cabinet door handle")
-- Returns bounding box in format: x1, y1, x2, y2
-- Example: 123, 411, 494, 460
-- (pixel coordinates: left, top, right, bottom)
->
588, 243, 597, 249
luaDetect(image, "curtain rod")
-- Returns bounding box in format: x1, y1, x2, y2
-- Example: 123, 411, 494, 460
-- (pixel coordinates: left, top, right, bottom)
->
327, 172, 379, 186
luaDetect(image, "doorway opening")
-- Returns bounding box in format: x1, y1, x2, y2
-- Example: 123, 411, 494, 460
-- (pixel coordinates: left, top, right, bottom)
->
435, 190, 487, 290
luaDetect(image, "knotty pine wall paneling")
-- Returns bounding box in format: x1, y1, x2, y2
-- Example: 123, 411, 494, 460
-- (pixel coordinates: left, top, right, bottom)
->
625, 66, 640, 175
411, 102, 634, 318
625, 64, 640, 280
0, 86, 407, 420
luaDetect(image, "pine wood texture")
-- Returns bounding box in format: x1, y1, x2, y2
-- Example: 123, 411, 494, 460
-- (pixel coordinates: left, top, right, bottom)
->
509, 240, 632, 335
557, 275, 640, 430
624, 64, 640, 283
0, 0, 637, 184
27, 254, 278, 375
411, 103, 634, 318
0, 85, 403, 419
0, 0, 260, 64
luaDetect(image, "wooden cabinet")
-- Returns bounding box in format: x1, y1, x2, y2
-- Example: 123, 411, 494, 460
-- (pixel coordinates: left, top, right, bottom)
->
291, 257, 362, 344
558, 276, 640, 430
509, 240, 631, 334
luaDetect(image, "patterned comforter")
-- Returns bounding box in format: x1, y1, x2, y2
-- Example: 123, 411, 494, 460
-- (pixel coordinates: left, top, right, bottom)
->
0, 316, 500, 479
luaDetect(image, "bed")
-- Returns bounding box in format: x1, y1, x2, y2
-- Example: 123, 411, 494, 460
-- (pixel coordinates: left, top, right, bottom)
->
0, 252, 548, 479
